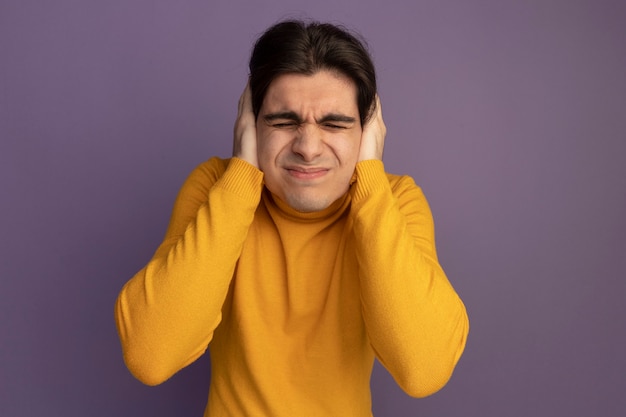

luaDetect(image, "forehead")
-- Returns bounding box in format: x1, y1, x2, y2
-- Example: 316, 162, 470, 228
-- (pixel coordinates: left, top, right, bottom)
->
261, 70, 358, 115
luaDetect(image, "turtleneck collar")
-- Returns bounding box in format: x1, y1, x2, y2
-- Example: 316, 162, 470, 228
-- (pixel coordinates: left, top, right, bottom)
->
262, 188, 352, 223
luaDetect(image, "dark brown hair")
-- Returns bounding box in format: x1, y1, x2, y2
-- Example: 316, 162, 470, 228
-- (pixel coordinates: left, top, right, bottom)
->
249, 20, 377, 126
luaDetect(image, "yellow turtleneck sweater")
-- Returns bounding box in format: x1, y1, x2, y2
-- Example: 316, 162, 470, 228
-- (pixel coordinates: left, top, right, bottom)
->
115, 157, 468, 416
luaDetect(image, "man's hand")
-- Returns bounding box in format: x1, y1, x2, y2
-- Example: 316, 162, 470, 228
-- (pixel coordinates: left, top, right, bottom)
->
358, 95, 386, 162
232, 83, 258, 168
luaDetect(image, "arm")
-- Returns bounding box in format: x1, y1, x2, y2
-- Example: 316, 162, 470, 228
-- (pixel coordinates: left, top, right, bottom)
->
351, 99, 469, 397
115, 85, 262, 385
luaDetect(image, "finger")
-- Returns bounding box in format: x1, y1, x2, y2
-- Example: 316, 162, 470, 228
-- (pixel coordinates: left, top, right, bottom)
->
237, 87, 246, 117
373, 95, 383, 120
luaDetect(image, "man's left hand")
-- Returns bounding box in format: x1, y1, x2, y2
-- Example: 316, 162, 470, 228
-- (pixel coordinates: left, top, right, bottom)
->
358, 95, 386, 162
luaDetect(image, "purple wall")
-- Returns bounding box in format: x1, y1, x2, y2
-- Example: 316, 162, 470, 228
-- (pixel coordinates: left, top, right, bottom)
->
2, 1, 625, 416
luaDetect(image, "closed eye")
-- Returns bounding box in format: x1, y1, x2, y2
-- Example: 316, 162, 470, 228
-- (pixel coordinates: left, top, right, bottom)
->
323, 123, 348, 130
272, 122, 298, 128
318, 114, 356, 130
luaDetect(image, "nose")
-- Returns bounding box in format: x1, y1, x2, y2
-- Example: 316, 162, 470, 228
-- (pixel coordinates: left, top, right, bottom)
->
291, 124, 323, 161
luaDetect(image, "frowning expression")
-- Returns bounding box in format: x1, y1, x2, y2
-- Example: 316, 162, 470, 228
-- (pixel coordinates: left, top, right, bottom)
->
256, 70, 362, 212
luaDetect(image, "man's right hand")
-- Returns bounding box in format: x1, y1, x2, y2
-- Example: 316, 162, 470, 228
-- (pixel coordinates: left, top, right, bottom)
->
232, 83, 258, 168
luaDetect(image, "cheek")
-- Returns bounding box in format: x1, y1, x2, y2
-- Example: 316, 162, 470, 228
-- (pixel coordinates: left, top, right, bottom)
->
256, 129, 284, 171
255, 126, 271, 168
337, 132, 361, 163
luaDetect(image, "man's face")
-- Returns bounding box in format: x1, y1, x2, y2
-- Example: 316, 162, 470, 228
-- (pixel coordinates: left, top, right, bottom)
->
256, 70, 362, 212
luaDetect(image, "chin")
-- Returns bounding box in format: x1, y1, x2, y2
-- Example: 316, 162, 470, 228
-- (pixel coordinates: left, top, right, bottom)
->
284, 193, 334, 213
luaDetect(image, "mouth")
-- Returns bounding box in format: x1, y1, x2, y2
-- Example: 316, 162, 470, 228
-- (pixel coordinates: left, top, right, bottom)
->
285, 166, 329, 180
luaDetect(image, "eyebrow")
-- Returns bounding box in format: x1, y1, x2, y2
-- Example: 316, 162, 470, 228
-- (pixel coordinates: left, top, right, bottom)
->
317, 114, 356, 124
263, 111, 356, 124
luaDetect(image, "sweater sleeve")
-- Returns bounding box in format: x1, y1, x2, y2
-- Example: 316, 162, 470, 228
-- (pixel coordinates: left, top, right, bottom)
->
350, 160, 469, 398
115, 157, 264, 386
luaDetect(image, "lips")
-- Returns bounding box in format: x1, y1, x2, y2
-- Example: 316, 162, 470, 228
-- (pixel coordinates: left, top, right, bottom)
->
285, 166, 329, 180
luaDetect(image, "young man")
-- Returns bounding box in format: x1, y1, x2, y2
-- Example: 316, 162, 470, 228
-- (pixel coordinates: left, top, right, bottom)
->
115, 20, 469, 416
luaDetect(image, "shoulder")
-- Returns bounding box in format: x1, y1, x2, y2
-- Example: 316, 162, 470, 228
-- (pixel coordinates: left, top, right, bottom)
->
384, 171, 436, 243
385, 172, 426, 199
180, 157, 230, 191
171, 157, 229, 204
189, 157, 230, 181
